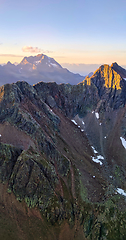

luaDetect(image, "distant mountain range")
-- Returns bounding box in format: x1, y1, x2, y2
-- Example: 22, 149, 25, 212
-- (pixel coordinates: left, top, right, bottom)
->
0, 54, 86, 85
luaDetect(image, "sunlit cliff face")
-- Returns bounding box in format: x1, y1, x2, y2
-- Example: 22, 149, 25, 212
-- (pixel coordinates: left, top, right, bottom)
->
32, 64, 37, 70
83, 64, 121, 90
21, 59, 30, 65
0, 86, 4, 102
83, 75, 91, 86
101, 65, 121, 90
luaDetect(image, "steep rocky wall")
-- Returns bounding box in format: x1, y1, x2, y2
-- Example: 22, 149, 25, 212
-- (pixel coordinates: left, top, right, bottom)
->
0, 68, 126, 239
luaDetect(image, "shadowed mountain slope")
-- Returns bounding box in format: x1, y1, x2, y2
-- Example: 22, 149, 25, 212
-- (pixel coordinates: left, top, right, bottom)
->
111, 62, 126, 78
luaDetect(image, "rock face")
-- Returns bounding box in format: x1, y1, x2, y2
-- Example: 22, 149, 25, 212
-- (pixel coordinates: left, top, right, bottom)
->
0, 63, 126, 239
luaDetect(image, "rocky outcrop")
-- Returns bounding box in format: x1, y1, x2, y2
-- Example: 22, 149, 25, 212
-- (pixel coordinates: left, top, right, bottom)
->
0, 143, 22, 182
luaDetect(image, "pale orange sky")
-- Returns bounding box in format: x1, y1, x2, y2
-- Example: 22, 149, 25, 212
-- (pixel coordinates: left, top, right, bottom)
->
0, 49, 126, 66
0, 0, 126, 74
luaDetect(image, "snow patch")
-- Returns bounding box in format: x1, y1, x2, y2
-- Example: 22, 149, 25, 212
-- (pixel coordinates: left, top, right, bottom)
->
97, 155, 104, 160
81, 129, 84, 132
91, 146, 104, 165
91, 156, 103, 165
93, 176, 95, 178
124, 78, 126, 81
95, 112, 99, 119
71, 119, 77, 125
120, 137, 126, 149
91, 146, 98, 154
116, 188, 126, 196
50, 63, 58, 68
0, 134, 1, 137
82, 121, 85, 125
104, 136, 106, 139
78, 126, 80, 128
99, 123, 102, 125
35, 60, 41, 65
92, 111, 94, 113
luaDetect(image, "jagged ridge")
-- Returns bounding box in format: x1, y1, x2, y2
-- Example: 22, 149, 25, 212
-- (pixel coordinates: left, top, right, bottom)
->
0, 62, 126, 239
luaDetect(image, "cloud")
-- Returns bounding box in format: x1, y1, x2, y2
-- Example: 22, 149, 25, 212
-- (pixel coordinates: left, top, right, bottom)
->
0, 54, 24, 57
22, 46, 53, 54
22, 46, 42, 53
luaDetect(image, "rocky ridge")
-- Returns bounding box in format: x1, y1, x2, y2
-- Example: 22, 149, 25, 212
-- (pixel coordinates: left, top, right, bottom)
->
0, 62, 126, 239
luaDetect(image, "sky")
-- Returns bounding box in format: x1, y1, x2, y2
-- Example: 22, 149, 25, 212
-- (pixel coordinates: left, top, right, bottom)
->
0, 0, 126, 75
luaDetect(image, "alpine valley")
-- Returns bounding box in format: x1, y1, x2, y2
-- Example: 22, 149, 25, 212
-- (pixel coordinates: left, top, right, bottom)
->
0, 55, 126, 239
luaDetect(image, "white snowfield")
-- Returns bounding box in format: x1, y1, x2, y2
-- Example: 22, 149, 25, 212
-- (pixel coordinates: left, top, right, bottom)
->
120, 137, 126, 149
116, 188, 126, 196
95, 112, 99, 119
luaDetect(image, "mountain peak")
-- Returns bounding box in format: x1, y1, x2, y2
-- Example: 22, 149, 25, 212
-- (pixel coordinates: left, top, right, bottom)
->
20, 57, 31, 65
111, 62, 118, 67
0, 54, 83, 85
7, 61, 13, 65
83, 63, 122, 90
20, 54, 58, 66
111, 62, 126, 78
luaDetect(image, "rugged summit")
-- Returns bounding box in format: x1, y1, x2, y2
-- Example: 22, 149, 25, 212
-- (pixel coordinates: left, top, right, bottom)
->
0, 63, 126, 239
